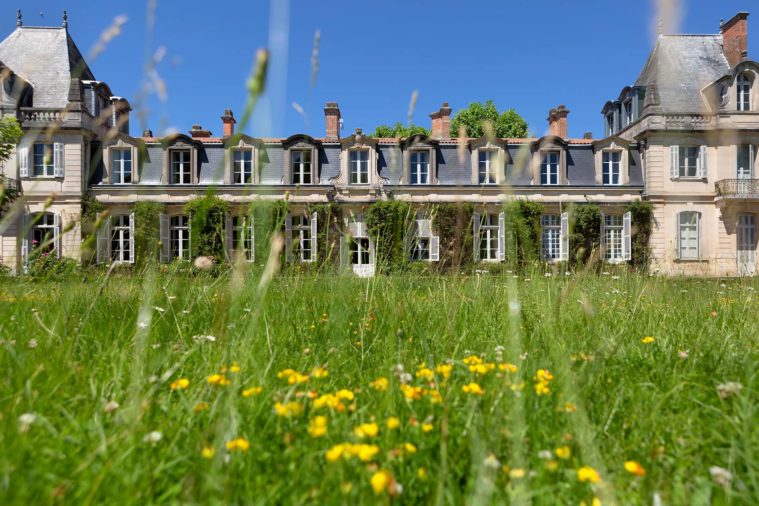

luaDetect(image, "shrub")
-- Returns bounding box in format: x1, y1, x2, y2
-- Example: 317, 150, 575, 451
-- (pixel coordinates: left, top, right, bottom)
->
433, 202, 474, 271
502, 200, 543, 268
569, 203, 601, 269
184, 195, 230, 261
365, 201, 413, 275
26, 252, 79, 279
134, 201, 164, 267
627, 201, 653, 270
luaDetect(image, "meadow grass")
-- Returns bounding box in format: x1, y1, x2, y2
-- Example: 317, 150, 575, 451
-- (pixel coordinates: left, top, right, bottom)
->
0, 271, 757, 505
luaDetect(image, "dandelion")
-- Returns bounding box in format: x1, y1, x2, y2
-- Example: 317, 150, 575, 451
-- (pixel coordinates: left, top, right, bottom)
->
354, 422, 379, 438
370, 377, 389, 391
170, 378, 190, 390
624, 460, 646, 477
308, 416, 328, 438
462, 382, 484, 395
577, 465, 601, 483
370, 470, 392, 495
207, 374, 230, 386
641, 336, 655, 344
194, 401, 209, 413
201, 446, 215, 459
555, 446, 571, 459
143, 431, 163, 444
242, 386, 263, 397
18, 413, 36, 433
226, 438, 250, 452
386, 416, 401, 430
312, 367, 329, 378
421, 423, 433, 433
274, 401, 303, 417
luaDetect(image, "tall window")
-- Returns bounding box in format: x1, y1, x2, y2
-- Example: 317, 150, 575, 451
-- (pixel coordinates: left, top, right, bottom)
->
171, 150, 192, 184
170, 215, 190, 260
737, 145, 754, 179
233, 149, 253, 184
479, 214, 499, 261
111, 215, 132, 262
624, 100, 633, 126
678, 147, 699, 178
292, 150, 312, 184
32, 213, 57, 255
603, 151, 621, 185
292, 214, 315, 262
737, 74, 752, 112
410, 151, 429, 184
33, 143, 55, 177
111, 148, 132, 184
412, 238, 430, 261
478, 151, 496, 184
350, 150, 369, 184
351, 238, 371, 266
540, 151, 560, 185
232, 216, 253, 261
677, 211, 700, 260
606, 113, 614, 136
541, 215, 561, 260
604, 215, 623, 261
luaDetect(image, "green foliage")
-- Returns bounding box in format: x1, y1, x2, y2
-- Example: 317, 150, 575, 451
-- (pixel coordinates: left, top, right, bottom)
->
245, 200, 288, 264
433, 202, 474, 270
0, 117, 23, 165
307, 203, 341, 270
26, 252, 79, 279
569, 204, 602, 269
184, 195, 230, 261
627, 201, 653, 270
502, 200, 544, 267
134, 201, 164, 267
370, 123, 430, 138
80, 196, 107, 266
450, 100, 528, 138
364, 201, 413, 274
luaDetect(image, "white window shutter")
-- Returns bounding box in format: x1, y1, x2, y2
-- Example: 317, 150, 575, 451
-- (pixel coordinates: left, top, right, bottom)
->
472, 212, 481, 262
695, 212, 701, 259
21, 213, 29, 271
623, 211, 632, 261
311, 211, 318, 262
53, 213, 61, 259
18, 146, 28, 177
670, 145, 679, 179
249, 215, 255, 262
224, 212, 233, 262
348, 220, 358, 237
159, 213, 170, 263
560, 212, 569, 261
429, 235, 440, 262
54, 143, 65, 178
284, 214, 292, 262
128, 213, 135, 264
600, 212, 607, 258
498, 211, 505, 261
698, 145, 707, 178
368, 238, 376, 266
96, 216, 111, 264
675, 212, 681, 260
750, 145, 755, 177
417, 219, 432, 238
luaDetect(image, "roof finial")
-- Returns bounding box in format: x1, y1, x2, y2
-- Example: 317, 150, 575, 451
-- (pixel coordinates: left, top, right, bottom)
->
16, 9, 22, 27
62, 10, 68, 29
657, 17, 663, 35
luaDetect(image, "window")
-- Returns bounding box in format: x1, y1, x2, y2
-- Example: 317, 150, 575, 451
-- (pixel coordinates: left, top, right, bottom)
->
412, 238, 430, 261
111, 148, 132, 184
292, 214, 315, 262
540, 151, 560, 185
410, 218, 439, 262
677, 211, 700, 260
678, 147, 698, 177
233, 149, 253, 184
737, 74, 752, 112
606, 113, 614, 136
292, 150, 312, 184
603, 151, 621, 185
33, 143, 55, 177
349, 150, 369, 185
171, 150, 192, 184
604, 215, 623, 261
479, 214, 500, 261
624, 100, 633, 126
410, 151, 429, 184
737, 145, 754, 179
478, 151, 496, 184
671, 145, 706, 179
541, 215, 561, 261
351, 238, 371, 266
170, 215, 190, 260
232, 216, 254, 261
32, 213, 57, 255
110, 215, 132, 262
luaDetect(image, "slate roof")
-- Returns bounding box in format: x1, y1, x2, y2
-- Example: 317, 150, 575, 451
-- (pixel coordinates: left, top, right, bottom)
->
634, 35, 731, 113
0, 27, 95, 108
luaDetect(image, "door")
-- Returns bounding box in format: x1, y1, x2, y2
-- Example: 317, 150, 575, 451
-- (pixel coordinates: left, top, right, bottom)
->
737, 213, 756, 276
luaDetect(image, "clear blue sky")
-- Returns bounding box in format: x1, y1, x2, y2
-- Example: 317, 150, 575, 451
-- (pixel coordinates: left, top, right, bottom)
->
3, 1, 757, 139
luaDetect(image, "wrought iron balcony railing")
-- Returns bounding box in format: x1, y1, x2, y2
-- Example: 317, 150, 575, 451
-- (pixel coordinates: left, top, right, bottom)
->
715, 179, 759, 198
0, 174, 20, 195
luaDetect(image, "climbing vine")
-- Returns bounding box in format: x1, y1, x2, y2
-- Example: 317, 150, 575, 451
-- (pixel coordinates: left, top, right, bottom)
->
569, 203, 601, 269
365, 201, 413, 274
432, 202, 474, 271
184, 195, 230, 261
626, 200, 653, 270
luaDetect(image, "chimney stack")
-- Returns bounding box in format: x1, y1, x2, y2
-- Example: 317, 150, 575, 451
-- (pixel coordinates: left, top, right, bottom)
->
189, 124, 211, 138
548, 105, 570, 138
430, 102, 452, 139
221, 108, 236, 138
324, 102, 341, 139
721, 12, 749, 68
142, 129, 153, 138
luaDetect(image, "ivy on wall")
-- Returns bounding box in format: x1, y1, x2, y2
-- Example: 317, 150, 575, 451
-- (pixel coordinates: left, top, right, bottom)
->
365, 201, 413, 274
307, 203, 342, 270
569, 204, 601, 269
133, 201, 164, 267
80, 196, 107, 265
502, 200, 544, 267
626, 201, 653, 270
433, 202, 474, 271
184, 195, 230, 260
245, 200, 288, 265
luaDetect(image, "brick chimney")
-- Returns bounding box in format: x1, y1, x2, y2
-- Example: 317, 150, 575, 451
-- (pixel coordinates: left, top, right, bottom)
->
721, 12, 749, 68
189, 124, 211, 138
221, 108, 236, 138
324, 102, 341, 139
430, 102, 452, 139
547, 105, 570, 138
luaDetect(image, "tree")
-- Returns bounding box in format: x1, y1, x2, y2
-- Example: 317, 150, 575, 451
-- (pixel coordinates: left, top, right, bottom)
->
370, 122, 430, 138
450, 100, 528, 138
0, 117, 23, 165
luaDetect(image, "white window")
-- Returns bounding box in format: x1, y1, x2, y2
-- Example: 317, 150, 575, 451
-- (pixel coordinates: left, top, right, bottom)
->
737, 144, 754, 179
478, 150, 496, 184
291, 213, 316, 262
112, 148, 132, 184
606, 113, 614, 136
232, 216, 254, 261
170, 215, 190, 260
603, 151, 621, 185
624, 100, 633, 126
604, 215, 623, 261
410, 218, 439, 262
171, 150, 192, 184
292, 150, 312, 184
33, 143, 56, 177
737, 74, 752, 112
351, 238, 371, 266
410, 151, 429, 184
670, 145, 706, 179
479, 214, 500, 261
350, 150, 369, 185
110, 215, 132, 262
679, 147, 698, 178
233, 149, 253, 184
677, 211, 700, 260
540, 151, 560, 185
31, 213, 58, 256
541, 215, 561, 261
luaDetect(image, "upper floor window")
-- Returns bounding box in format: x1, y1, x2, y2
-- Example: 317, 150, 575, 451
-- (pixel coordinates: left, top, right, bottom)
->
292, 149, 312, 185
670, 145, 706, 179
540, 151, 560, 185
112, 148, 132, 184
737, 144, 755, 179
737, 74, 752, 111
602, 151, 621, 185
171, 150, 192, 184
676, 211, 700, 260
349, 150, 369, 185
410, 151, 429, 185
606, 113, 614, 136
624, 100, 633, 126
29, 143, 64, 178
33, 144, 55, 177
478, 150, 496, 184
233, 149, 253, 184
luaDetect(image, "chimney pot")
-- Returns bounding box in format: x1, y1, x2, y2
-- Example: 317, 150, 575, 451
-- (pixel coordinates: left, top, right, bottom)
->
143, 129, 153, 137
189, 124, 211, 138
721, 12, 750, 67
324, 102, 341, 139
430, 102, 452, 139
547, 105, 570, 138
221, 108, 236, 138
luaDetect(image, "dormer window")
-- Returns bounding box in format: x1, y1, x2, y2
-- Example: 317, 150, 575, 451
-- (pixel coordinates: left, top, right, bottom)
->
540, 151, 560, 185
111, 148, 132, 184
171, 150, 192, 184
602, 151, 621, 185
737, 74, 752, 111
292, 149, 312, 184
606, 113, 614, 136
624, 100, 633, 126
478, 150, 497, 184
233, 149, 253, 184
349, 150, 369, 185
410, 151, 429, 184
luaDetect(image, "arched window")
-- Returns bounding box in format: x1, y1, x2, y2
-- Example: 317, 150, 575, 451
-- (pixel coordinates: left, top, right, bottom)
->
737, 74, 752, 111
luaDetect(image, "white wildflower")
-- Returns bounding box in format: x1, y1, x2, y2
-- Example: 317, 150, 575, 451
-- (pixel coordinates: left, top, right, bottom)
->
194, 256, 214, 270
18, 413, 36, 433
143, 431, 163, 444
103, 400, 120, 413
483, 454, 501, 469
538, 450, 553, 460
153, 306, 166, 313
192, 334, 217, 343
717, 382, 742, 399
709, 466, 732, 487
27, 338, 38, 349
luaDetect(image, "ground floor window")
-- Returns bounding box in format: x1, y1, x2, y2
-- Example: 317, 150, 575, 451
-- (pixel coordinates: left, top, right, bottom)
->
170, 215, 190, 260
292, 214, 315, 262
479, 214, 499, 261
541, 215, 561, 261
677, 211, 700, 260
604, 215, 623, 261
111, 215, 132, 262
232, 216, 254, 261
351, 238, 371, 266
412, 237, 430, 261
31, 213, 58, 256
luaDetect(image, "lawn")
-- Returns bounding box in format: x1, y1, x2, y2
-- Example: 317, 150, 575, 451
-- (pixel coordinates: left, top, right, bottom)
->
0, 271, 757, 504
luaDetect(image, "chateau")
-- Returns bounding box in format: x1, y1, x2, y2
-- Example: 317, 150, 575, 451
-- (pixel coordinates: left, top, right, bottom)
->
0, 11, 756, 276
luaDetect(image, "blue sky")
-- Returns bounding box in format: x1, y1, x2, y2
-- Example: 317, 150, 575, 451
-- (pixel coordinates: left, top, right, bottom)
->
3, 1, 757, 138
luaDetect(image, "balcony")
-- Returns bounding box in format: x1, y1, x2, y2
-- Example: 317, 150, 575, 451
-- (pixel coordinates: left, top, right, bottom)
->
715, 179, 759, 201
0, 175, 20, 195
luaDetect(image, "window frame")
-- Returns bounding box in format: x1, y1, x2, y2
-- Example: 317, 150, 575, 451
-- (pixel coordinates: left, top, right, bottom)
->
478, 150, 497, 185
292, 213, 316, 262
110, 214, 132, 263
676, 211, 701, 260
737, 74, 752, 112
169, 215, 190, 260
170, 149, 192, 185
409, 150, 430, 185
232, 148, 254, 184
349, 149, 370, 185
541, 214, 562, 261
31, 213, 58, 256
540, 150, 560, 185
478, 214, 500, 261
33, 143, 56, 177
111, 148, 133, 184
231, 215, 254, 261
604, 215, 624, 261
602, 150, 622, 185
350, 237, 371, 266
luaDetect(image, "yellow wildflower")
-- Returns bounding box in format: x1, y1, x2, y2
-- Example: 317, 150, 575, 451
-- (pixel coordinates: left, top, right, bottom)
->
386, 416, 401, 430
170, 378, 190, 390
335, 389, 354, 401
313, 393, 344, 411
325, 444, 345, 462
277, 368, 296, 379
427, 389, 443, 403
534, 369, 554, 382
312, 367, 329, 378
416, 367, 435, 380
624, 460, 646, 477
400, 384, 425, 400
577, 465, 601, 483
340, 482, 352, 494
462, 382, 485, 395
402, 442, 417, 454
225, 437, 250, 452
370, 377, 389, 391
421, 423, 433, 433
370, 470, 392, 494
229, 363, 240, 373
498, 363, 518, 373
463, 355, 483, 366
193, 401, 209, 413
469, 362, 495, 375
308, 415, 328, 438
544, 460, 559, 471
207, 374, 230, 386
354, 422, 379, 438
509, 468, 526, 479
201, 446, 215, 459
418, 467, 428, 480
242, 386, 263, 397
287, 372, 309, 385
273, 401, 303, 417
555, 446, 571, 459
563, 402, 577, 413
641, 336, 655, 344
534, 381, 551, 395
356, 444, 380, 462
